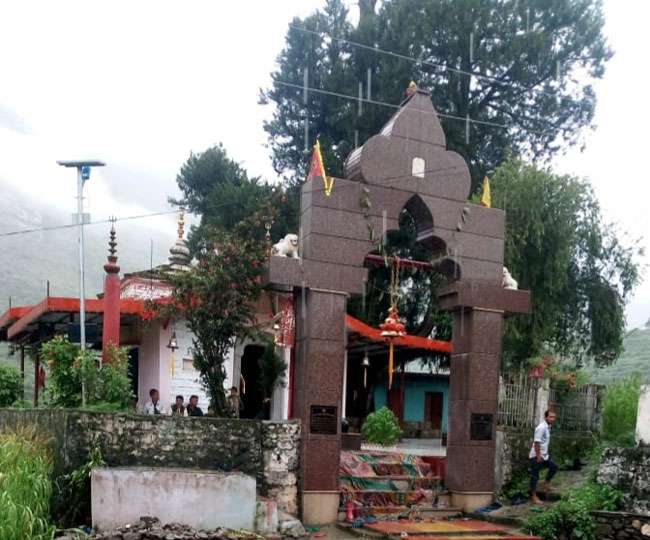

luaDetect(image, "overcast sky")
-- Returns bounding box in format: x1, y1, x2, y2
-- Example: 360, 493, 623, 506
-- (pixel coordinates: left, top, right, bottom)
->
0, 0, 648, 328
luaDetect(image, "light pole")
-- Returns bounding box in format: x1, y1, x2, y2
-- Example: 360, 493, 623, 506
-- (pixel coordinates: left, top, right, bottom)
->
57, 160, 105, 406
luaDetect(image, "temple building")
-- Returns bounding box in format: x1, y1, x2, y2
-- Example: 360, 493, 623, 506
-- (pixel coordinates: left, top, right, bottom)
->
0, 211, 452, 426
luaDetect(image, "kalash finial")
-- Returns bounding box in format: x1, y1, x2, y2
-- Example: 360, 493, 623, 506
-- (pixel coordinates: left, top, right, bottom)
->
104, 216, 120, 274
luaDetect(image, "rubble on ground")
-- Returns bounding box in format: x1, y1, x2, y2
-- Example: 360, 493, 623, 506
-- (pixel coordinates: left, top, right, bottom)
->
56, 516, 273, 540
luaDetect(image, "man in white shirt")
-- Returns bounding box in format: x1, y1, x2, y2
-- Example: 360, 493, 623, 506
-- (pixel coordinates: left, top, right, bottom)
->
143, 388, 167, 415
529, 410, 558, 504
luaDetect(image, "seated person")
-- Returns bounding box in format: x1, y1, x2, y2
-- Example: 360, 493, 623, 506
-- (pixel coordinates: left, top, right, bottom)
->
171, 395, 185, 416
186, 395, 204, 417
228, 386, 243, 418
143, 388, 167, 415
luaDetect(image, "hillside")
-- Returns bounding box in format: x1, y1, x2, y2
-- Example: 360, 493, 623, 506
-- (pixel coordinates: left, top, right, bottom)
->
590, 323, 650, 384
0, 185, 175, 311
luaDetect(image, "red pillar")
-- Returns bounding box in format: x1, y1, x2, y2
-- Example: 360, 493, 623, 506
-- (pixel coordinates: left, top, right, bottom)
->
102, 223, 120, 362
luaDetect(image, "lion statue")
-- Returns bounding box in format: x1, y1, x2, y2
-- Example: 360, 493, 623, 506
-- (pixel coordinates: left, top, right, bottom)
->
502, 267, 518, 290
272, 234, 300, 258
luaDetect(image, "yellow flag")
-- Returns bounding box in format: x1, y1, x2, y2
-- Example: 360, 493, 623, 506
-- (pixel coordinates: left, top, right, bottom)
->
307, 139, 334, 197
480, 176, 491, 208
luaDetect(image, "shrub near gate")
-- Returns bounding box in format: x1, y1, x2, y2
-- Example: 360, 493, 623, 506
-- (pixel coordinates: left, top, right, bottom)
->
362, 406, 403, 446
524, 481, 623, 540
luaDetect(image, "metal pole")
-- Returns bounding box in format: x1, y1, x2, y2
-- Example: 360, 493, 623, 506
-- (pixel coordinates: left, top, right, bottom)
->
77, 167, 86, 407
19, 346, 25, 400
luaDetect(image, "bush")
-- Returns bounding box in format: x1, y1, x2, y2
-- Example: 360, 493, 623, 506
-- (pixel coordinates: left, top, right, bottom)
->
42, 336, 84, 407
42, 336, 134, 410
602, 374, 641, 445
524, 481, 623, 540
362, 406, 402, 445
53, 443, 105, 527
0, 429, 56, 539
0, 364, 23, 407
97, 344, 134, 409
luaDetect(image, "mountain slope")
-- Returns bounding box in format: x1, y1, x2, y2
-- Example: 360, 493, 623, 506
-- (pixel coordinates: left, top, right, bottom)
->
0, 185, 175, 312
590, 323, 650, 384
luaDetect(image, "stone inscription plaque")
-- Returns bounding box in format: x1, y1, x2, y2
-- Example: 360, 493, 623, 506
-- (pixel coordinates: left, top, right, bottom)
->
470, 413, 493, 441
310, 405, 338, 435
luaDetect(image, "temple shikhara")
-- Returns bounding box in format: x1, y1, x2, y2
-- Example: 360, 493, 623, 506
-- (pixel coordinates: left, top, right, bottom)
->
0, 85, 531, 527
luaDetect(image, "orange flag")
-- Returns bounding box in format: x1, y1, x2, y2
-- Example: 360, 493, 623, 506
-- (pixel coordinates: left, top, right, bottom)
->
307, 139, 334, 196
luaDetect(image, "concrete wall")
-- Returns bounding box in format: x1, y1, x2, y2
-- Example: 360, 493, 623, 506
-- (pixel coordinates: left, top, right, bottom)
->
636, 384, 650, 446
374, 377, 449, 430
0, 409, 300, 513
92, 468, 256, 531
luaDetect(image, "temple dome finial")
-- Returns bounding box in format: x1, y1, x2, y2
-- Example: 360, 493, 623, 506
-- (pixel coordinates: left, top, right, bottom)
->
169, 208, 190, 272
104, 217, 120, 274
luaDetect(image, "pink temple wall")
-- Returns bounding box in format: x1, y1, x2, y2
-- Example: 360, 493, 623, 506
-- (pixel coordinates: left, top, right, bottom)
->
137, 321, 172, 409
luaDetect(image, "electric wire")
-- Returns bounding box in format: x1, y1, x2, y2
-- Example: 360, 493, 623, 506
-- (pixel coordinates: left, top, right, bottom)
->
289, 24, 561, 99
275, 80, 548, 135
0, 210, 179, 238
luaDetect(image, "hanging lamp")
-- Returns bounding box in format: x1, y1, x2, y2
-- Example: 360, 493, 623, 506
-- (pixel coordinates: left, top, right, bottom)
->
379, 257, 406, 389
167, 329, 178, 378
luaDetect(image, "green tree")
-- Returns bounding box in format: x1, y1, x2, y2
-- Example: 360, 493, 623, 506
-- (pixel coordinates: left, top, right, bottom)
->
174, 144, 298, 250
158, 212, 272, 415
262, 0, 612, 191
489, 159, 642, 368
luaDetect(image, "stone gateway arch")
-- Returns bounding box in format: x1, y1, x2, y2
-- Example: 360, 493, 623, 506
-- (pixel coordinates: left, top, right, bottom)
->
266, 88, 530, 523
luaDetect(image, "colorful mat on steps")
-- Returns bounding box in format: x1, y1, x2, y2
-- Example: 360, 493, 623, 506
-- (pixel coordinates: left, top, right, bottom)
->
340, 451, 438, 507
340, 451, 433, 478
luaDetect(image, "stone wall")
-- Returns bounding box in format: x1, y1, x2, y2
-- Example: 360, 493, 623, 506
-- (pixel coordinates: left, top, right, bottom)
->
261, 420, 300, 515
592, 511, 650, 539
494, 428, 529, 493
0, 409, 300, 513
598, 447, 650, 515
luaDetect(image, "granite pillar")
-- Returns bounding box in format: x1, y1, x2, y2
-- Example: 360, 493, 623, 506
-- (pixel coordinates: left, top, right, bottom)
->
294, 288, 347, 523
446, 308, 503, 509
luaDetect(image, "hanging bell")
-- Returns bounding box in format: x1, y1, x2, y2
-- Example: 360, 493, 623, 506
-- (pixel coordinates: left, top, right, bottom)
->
167, 331, 179, 351
362, 354, 370, 389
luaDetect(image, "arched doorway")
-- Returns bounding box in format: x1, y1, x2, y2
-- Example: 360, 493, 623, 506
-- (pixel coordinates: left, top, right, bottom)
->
239, 344, 265, 419
346, 194, 456, 437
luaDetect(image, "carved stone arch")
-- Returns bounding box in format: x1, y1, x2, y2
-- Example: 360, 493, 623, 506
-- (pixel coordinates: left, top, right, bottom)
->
402, 194, 461, 283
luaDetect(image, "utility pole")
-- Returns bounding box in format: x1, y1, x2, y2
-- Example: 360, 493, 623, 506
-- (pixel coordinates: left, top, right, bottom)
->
57, 160, 105, 406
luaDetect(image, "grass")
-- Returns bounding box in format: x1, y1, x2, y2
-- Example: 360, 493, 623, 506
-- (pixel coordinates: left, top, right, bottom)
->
0, 428, 56, 540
